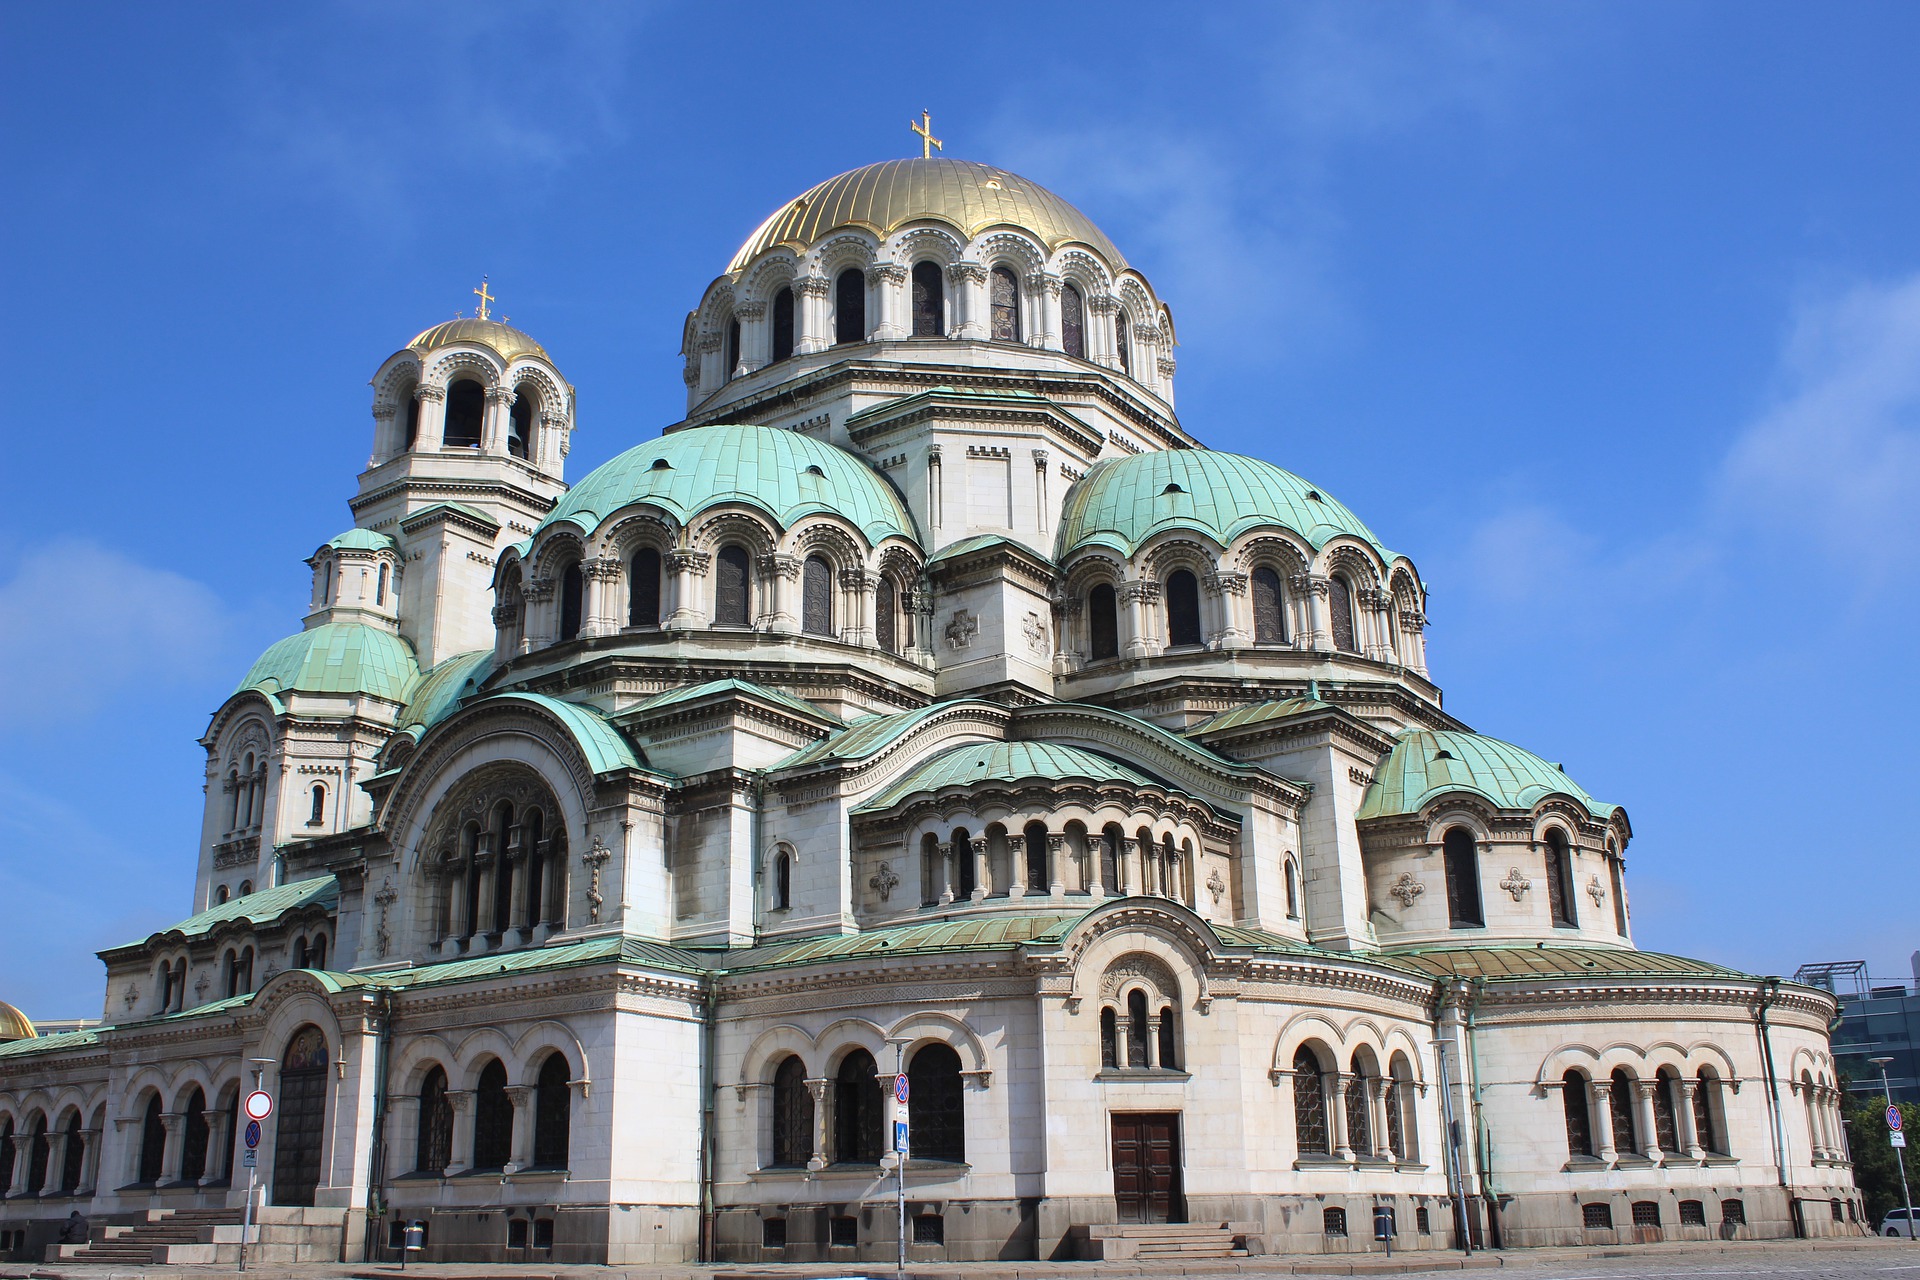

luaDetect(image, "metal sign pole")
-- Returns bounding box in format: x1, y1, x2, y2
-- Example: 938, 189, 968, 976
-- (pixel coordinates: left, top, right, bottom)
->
1876, 1059, 1915, 1240
1430, 1037, 1471, 1255
238, 1060, 274, 1273
885, 1036, 910, 1277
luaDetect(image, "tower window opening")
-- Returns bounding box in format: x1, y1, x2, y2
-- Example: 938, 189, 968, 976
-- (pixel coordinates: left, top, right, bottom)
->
1166, 569, 1203, 648
1062, 282, 1085, 358
802, 555, 833, 636
559, 562, 584, 641
725, 317, 741, 377
508, 388, 533, 459
308, 782, 325, 826
835, 267, 866, 343
1252, 566, 1287, 644
1329, 573, 1358, 653
444, 379, 484, 448
911, 262, 944, 337
1545, 828, 1578, 928
1443, 826, 1484, 928
715, 545, 752, 626
1088, 582, 1119, 661
990, 266, 1021, 342
628, 547, 662, 628
376, 563, 389, 606
1115, 310, 1131, 375
403, 395, 420, 449
771, 286, 795, 363
772, 851, 791, 911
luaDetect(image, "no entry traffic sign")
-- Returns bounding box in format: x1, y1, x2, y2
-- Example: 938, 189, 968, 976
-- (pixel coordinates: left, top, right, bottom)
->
244, 1090, 274, 1122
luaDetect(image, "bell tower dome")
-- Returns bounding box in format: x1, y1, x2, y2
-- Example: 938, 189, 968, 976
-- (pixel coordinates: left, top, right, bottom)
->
351, 288, 576, 667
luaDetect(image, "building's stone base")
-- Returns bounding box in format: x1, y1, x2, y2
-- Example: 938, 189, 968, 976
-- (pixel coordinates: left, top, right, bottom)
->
368, 1202, 697, 1266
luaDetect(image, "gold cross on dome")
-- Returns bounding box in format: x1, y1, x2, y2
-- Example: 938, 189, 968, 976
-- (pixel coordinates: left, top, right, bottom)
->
472, 276, 494, 320
910, 110, 942, 159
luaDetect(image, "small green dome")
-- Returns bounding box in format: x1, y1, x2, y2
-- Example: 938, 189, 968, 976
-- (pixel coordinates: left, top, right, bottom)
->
1056, 450, 1392, 561
237, 623, 420, 703
858, 740, 1156, 812
1357, 729, 1616, 821
542, 424, 918, 548
324, 528, 396, 552
399, 650, 493, 735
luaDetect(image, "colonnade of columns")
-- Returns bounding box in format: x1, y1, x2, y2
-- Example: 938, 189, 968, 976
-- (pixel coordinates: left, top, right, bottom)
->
918, 826, 1195, 908
438, 833, 563, 956
372, 385, 566, 473
1274, 1068, 1416, 1164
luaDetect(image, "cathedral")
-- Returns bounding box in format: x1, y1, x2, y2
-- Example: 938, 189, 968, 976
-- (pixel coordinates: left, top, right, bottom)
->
0, 142, 1863, 1265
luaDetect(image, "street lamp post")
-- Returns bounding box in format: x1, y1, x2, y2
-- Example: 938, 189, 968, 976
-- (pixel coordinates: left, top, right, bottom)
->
1872, 1056, 1915, 1241
239, 1056, 274, 1272
1429, 1037, 1471, 1255
883, 1035, 911, 1277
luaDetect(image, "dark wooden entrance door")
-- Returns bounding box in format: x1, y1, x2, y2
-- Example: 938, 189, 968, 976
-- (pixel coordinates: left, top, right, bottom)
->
1111, 1112, 1183, 1224
272, 1026, 329, 1207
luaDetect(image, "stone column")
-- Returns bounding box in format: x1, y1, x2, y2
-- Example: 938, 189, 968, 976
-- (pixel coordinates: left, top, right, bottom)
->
1293, 573, 1332, 651
444, 1092, 476, 1176
940, 837, 957, 905
1590, 1080, 1618, 1161
1116, 839, 1138, 896
1030, 273, 1063, 349
1634, 1081, 1662, 1160
371, 406, 398, 463
1676, 1082, 1704, 1161
734, 301, 767, 374
413, 385, 447, 452
159, 1112, 187, 1184
1046, 833, 1068, 897
200, 1110, 230, 1185
1087, 293, 1119, 368
1206, 572, 1250, 649
521, 579, 556, 649
842, 568, 877, 647
695, 333, 723, 396
664, 550, 709, 629
482, 385, 514, 454
1120, 581, 1160, 659
1087, 835, 1106, 898
804, 1079, 830, 1172
949, 262, 987, 339
76, 1128, 101, 1195
1008, 833, 1028, 898
759, 554, 800, 633
970, 836, 989, 901
505, 830, 530, 940
109, 1114, 141, 1189
1399, 608, 1429, 676
475, 848, 500, 936
795, 274, 832, 354
44, 1129, 69, 1193
1051, 595, 1080, 674
1327, 1073, 1353, 1160
504, 1086, 535, 1172
869, 265, 908, 340
1368, 1078, 1395, 1159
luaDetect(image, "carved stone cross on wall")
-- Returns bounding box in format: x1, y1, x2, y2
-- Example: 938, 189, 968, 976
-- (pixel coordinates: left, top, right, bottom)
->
373, 876, 398, 959
869, 861, 900, 902
1500, 868, 1531, 902
582, 836, 614, 923
1389, 872, 1424, 909
1587, 874, 1606, 907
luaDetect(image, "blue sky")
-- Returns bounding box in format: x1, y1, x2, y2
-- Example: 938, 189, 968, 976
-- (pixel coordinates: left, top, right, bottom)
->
2, 2, 1916, 1017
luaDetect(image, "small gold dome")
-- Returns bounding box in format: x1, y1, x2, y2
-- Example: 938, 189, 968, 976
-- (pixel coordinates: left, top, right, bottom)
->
407, 317, 549, 362
730, 158, 1127, 274
0, 1000, 35, 1042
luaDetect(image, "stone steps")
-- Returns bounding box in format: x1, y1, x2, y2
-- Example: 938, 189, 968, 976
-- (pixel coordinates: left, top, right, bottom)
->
1083, 1221, 1258, 1261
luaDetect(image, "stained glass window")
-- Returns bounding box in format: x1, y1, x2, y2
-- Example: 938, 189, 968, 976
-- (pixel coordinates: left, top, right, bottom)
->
876, 578, 896, 653
1293, 1048, 1328, 1155
715, 545, 751, 626
1115, 311, 1131, 374
629, 548, 661, 627
473, 1059, 512, 1170
1610, 1069, 1639, 1154
802, 556, 833, 636
835, 269, 865, 343
1563, 1071, 1593, 1157
1252, 567, 1286, 644
908, 1043, 965, 1162
1653, 1072, 1680, 1153
1546, 829, 1577, 927
771, 287, 795, 363
1444, 828, 1484, 928
1166, 570, 1202, 647
532, 1054, 570, 1169
1329, 574, 1357, 652
416, 1066, 452, 1173
1088, 583, 1119, 660
559, 563, 583, 641
991, 267, 1020, 342
180, 1087, 209, 1182
911, 263, 943, 337
771, 1056, 812, 1167
1344, 1070, 1371, 1154
833, 1051, 881, 1163
1062, 284, 1085, 358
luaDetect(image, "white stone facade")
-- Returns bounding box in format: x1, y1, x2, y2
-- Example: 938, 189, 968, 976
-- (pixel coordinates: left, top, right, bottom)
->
0, 156, 1861, 1265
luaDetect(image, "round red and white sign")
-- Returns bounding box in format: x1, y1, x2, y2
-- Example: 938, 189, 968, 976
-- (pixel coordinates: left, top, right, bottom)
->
243, 1090, 274, 1121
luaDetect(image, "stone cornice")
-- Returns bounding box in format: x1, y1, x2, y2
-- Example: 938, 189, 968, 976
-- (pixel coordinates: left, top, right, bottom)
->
925, 539, 1060, 591
845, 391, 1106, 459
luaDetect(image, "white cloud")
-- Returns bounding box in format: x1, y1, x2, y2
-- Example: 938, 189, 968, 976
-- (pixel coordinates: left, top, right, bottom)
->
0, 540, 234, 722
1717, 272, 1920, 578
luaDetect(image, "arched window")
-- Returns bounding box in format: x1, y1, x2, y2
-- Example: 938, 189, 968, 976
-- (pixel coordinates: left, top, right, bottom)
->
239, 879, 253, 897
1024, 820, 1049, 892
444, 379, 484, 448
59, 1111, 84, 1193
771, 1055, 812, 1167
715, 545, 752, 626
524, 808, 547, 928
376, 563, 389, 606
1563, 1070, 1594, 1157
911, 262, 944, 337
1126, 989, 1151, 1067
322, 561, 334, 604
876, 577, 897, 653
1100, 1008, 1119, 1069
908, 1042, 965, 1162
833, 1050, 882, 1163
508, 389, 533, 459
415, 1065, 452, 1173
1386, 1055, 1413, 1160
1099, 825, 1121, 894
1061, 283, 1085, 358
629, 547, 661, 627
227, 769, 241, 829
835, 268, 865, 344
216, 885, 230, 905
1115, 310, 1131, 375
20, 1116, 46, 1195
1609, 1068, 1639, 1155
1166, 569, 1203, 648
293, 936, 309, 969
1695, 1070, 1724, 1155
0, 1119, 11, 1196
309, 933, 326, 969
1252, 567, 1287, 644
952, 827, 975, 899
139, 1095, 165, 1183
309, 783, 326, 825
772, 851, 791, 911
724, 316, 740, 376
1653, 1069, 1681, 1153
490, 801, 515, 933
771, 286, 796, 363
532, 1053, 570, 1169
180, 1086, 209, 1182
1545, 828, 1578, 928
559, 562, 584, 641
1345, 1059, 1372, 1154
1088, 582, 1119, 660
1285, 857, 1300, 919
802, 555, 833, 636
1328, 574, 1358, 653
1157, 1009, 1179, 1071
403, 395, 420, 449
1293, 1048, 1329, 1155
1608, 851, 1629, 935
919, 832, 941, 907
1443, 827, 1484, 927
990, 266, 1021, 342
473, 1059, 512, 1170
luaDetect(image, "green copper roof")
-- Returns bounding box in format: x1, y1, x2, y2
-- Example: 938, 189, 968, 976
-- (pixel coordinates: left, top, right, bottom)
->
724, 912, 1087, 972
116, 876, 338, 951
927, 533, 1051, 567
472, 692, 647, 775
626, 679, 838, 725
857, 740, 1157, 813
237, 623, 420, 702
324, 528, 396, 552
1186, 697, 1333, 736
1382, 944, 1748, 981
1056, 450, 1393, 561
0, 1028, 101, 1060
1357, 729, 1616, 821
399, 650, 494, 735
542, 424, 918, 548
776, 701, 980, 771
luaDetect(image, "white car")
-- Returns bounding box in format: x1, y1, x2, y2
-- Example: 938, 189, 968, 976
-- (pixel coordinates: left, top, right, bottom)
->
1884, 1208, 1919, 1237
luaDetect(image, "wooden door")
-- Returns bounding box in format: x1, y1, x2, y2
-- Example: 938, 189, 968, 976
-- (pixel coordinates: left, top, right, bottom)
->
1111, 1112, 1183, 1224
272, 1026, 329, 1207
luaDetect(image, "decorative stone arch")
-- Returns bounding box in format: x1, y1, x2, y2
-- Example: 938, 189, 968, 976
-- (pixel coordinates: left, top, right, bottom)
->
451, 1026, 518, 1088
688, 507, 781, 559
424, 349, 504, 391
599, 510, 679, 562
737, 252, 801, 310
1230, 532, 1312, 579
1588, 1042, 1654, 1079
816, 1017, 891, 1073
973, 229, 1047, 277
48, 1089, 94, 1130
504, 362, 566, 413
1114, 276, 1155, 326
1053, 248, 1114, 296
1530, 809, 1585, 846
374, 357, 424, 411
882, 1010, 991, 1078
1272, 1013, 1349, 1076
738, 1023, 820, 1087
1320, 541, 1385, 592
1061, 551, 1129, 598
511, 1021, 589, 1090
1380, 1028, 1428, 1083
1062, 898, 1217, 1013
1788, 1045, 1834, 1080
887, 224, 966, 269
877, 542, 925, 588
1422, 806, 1498, 849
695, 281, 737, 337
1099, 951, 1184, 1012
166, 1060, 221, 1109
808, 231, 881, 279
1389, 564, 1423, 610
1684, 1042, 1740, 1085
528, 527, 588, 580
253, 991, 343, 1087
789, 517, 868, 567
392, 1033, 460, 1094
1533, 1042, 1607, 1089
1140, 534, 1225, 580
118, 1068, 175, 1114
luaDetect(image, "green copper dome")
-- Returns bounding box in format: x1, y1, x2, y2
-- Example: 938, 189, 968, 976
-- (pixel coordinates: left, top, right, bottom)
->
237, 623, 420, 703
857, 740, 1157, 812
323, 528, 396, 552
542, 424, 918, 548
1357, 729, 1616, 821
1056, 450, 1392, 561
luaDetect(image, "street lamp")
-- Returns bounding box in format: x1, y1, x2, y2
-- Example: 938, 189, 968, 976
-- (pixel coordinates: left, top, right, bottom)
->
883, 1036, 912, 1276
239, 1056, 274, 1272
1428, 1037, 1471, 1255
1871, 1056, 1914, 1241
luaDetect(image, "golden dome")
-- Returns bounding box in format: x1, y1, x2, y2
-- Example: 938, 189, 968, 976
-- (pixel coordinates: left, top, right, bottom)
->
729, 158, 1128, 274
407, 317, 549, 362
0, 1000, 35, 1042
